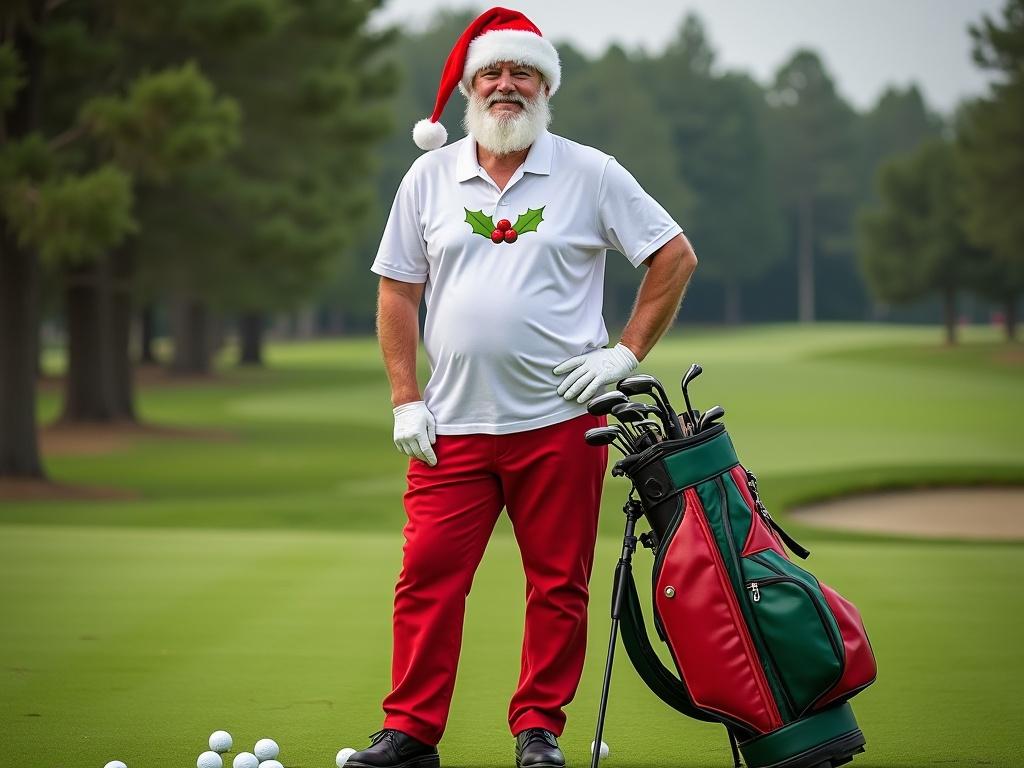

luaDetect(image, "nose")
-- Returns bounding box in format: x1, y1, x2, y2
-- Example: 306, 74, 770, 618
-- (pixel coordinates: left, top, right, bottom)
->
496, 70, 516, 92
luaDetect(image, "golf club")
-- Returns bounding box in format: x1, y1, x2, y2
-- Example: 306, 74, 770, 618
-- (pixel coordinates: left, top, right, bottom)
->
617, 375, 685, 440
584, 426, 633, 456
697, 404, 725, 432
610, 403, 664, 449
680, 363, 702, 424
587, 390, 630, 417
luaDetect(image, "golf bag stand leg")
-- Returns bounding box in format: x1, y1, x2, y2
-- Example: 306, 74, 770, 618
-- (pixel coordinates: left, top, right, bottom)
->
590, 497, 644, 768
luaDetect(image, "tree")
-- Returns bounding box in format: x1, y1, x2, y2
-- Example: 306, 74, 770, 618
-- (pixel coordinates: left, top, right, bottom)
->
641, 15, 782, 323
858, 139, 986, 344
1, 5, 132, 476
553, 44, 695, 323
957, 0, 1024, 340
766, 50, 858, 322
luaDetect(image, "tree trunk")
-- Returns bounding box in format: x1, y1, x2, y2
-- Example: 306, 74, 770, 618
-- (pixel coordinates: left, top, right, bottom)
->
942, 285, 957, 346
140, 304, 157, 364
61, 261, 120, 422
296, 307, 317, 339
1004, 296, 1018, 342
0, 4, 47, 478
797, 193, 816, 323
724, 279, 742, 325
171, 297, 212, 374
239, 311, 265, 366
109, 247, 136, 421
0, 229, 46, 478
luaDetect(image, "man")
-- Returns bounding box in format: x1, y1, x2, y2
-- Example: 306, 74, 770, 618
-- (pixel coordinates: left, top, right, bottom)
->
349, 8, 697, 768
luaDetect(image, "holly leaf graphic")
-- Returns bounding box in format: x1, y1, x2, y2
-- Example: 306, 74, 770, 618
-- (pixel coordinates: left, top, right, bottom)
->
512, 207, 545, 235
464, 209, 496, 238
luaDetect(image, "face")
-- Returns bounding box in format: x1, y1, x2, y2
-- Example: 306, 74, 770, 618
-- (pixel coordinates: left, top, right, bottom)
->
463, 60, 552, 156
471, 62, 546, 119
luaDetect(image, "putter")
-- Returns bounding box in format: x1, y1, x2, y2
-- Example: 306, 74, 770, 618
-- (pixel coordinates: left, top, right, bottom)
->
617, 375, 685, 440
698, 404, 725, 432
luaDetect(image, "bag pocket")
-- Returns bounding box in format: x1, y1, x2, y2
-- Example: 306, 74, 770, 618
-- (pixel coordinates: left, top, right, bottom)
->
743, 551, 844, 717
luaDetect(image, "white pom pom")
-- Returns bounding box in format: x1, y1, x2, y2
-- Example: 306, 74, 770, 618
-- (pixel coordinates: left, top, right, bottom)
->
413, 118, 447, 150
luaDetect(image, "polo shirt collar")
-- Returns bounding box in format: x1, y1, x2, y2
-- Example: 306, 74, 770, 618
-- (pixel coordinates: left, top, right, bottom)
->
456, 130, 554, 183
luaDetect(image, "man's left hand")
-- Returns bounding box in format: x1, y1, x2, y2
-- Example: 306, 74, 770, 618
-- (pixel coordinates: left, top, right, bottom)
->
553, 343, 639, 403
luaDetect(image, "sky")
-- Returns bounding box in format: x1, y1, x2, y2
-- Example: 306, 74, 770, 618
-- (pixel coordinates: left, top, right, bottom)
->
369, 0, 1006, 113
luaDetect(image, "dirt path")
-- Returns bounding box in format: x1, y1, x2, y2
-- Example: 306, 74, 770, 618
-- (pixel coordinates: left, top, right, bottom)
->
791, 488, 1024, 540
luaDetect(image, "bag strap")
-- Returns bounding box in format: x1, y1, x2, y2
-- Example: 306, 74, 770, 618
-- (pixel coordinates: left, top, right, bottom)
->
617, 562, 722, 723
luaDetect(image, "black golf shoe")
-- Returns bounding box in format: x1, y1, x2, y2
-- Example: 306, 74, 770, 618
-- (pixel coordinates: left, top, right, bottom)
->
514, 728, 565, 768
345, 729, 440, 768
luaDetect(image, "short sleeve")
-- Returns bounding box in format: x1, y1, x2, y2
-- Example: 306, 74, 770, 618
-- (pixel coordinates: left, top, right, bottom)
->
597, 159, 683, 267
371, 170, 429, 283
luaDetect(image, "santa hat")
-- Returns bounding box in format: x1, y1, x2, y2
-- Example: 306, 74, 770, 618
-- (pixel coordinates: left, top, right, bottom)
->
412, 7, 561, 151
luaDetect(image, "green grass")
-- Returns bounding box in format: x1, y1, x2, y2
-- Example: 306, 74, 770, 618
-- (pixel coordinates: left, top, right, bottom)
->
3, 324, 1024, 766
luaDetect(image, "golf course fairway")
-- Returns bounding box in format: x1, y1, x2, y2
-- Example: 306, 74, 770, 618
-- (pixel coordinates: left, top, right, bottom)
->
1, 324, 1021, 766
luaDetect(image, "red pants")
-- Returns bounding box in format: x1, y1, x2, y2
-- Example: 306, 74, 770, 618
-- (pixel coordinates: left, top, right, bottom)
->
381, 414, 608, 745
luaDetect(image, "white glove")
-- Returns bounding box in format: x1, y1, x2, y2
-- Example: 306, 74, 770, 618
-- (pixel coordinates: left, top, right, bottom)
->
553, 343, 639, 403
392, 401, 437, 467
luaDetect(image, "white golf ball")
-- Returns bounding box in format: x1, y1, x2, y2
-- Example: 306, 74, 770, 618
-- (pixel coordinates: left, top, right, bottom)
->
591, 740, 610, 759
104, 762, 128, 768
210, 730, 233, 753
198, 751, 223, 768
336, 747, 357, 768
258, 761, 284, 768
254, 739, 280, 761
233, 752, 259, 768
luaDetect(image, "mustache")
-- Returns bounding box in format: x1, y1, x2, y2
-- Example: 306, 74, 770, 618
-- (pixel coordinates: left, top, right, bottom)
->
486, 93, 528, 108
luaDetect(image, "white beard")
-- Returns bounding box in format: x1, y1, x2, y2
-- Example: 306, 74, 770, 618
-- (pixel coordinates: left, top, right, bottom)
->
462, 90, 551, 156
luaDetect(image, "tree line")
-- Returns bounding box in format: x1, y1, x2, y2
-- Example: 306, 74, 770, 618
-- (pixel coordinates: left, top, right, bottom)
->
1, 0, 393, 478
1, 1, 1021, 481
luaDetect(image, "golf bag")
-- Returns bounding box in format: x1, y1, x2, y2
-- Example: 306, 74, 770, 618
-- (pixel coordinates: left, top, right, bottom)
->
604, 424, 877, 768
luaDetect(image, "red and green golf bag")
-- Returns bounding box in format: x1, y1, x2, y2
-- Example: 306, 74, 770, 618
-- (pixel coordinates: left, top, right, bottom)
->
613, 423, 877, 768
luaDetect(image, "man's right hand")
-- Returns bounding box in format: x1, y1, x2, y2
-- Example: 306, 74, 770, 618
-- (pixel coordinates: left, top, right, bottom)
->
392, 401, 438, 467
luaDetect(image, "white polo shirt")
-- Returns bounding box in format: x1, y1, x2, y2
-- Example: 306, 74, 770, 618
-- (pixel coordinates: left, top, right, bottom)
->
372, 130, 682, 435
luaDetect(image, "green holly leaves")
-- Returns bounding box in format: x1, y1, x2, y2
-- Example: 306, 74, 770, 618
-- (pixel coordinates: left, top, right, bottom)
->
512, 207, 544, 235
464, 206, 545, 242
464, 209, 495, 238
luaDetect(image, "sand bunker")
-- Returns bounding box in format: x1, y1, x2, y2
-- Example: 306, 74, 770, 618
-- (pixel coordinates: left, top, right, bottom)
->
792, 487, 1024, 540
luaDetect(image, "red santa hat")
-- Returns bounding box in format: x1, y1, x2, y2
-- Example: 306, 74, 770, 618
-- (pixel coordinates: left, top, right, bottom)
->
412, 7, 561, 151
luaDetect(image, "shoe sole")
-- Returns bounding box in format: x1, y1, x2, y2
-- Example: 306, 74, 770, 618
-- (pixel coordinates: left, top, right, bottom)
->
347, 756, 440, 768
515, 760, 564, 768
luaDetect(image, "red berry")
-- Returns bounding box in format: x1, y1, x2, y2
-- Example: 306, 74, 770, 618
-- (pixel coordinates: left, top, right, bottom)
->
490, 229, 504, 243
504, 229, 518, 243
497, 219, 512, 232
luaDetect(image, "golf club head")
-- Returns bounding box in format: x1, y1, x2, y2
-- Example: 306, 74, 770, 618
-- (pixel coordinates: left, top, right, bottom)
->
584, 425, 633, 456
616, 374, 662, 397
586, 390, 630, 416
698, 405, 725, 432
681, 363, 703, 390
610, 402, 656, 423
584, 426, 620, 446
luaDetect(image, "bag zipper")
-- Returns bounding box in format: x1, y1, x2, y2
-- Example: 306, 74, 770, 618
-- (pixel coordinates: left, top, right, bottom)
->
709, 479, 787, 726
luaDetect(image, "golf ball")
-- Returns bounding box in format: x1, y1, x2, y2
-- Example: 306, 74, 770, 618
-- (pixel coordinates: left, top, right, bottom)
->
233, 753, 259, 768
591, 740, 610, 759
210, 730, 233, 753
258, 762, 284, 768
336, 747, 357, 768
198, 751, 223, 768
254, 738, 280, 761
104, 762, 128, 768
